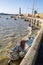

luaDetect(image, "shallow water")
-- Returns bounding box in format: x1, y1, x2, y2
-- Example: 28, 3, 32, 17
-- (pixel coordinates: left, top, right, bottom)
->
0, 15, 30, 65
0, 15, 29, 48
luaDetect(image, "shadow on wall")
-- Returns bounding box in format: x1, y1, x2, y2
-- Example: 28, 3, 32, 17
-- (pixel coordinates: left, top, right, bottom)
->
34, 34, 43, 65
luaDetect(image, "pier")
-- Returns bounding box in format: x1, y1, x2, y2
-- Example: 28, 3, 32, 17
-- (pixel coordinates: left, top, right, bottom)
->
8, 15, 43, 65
19, 18, 43, 65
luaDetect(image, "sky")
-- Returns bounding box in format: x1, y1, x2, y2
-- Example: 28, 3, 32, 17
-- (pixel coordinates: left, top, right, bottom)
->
0, 0, 43, 14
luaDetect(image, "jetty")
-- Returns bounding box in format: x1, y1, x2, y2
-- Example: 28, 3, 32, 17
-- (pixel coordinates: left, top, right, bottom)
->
19, 18, 43, 65
8, 16, 43, 65
6, 15, 43, 65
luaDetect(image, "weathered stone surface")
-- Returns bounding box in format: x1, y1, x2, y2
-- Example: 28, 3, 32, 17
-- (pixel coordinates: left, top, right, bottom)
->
20, 19, 43, 65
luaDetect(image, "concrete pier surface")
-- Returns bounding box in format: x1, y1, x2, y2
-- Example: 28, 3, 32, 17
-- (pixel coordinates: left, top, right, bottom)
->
20, 29, 43, 65
20, 19, 43, 65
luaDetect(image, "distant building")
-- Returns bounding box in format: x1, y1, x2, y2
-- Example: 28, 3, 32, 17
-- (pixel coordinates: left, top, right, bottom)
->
19, 8, 21, 15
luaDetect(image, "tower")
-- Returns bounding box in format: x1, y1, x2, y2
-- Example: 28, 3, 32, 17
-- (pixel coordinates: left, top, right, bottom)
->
19, 8, 21, 15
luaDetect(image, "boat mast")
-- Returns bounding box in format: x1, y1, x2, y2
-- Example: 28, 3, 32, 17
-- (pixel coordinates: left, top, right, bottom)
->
31, 0, 35, 26
32, 0, 35, 17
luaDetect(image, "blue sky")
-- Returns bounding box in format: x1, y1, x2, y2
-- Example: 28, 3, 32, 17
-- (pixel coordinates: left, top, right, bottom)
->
0, 0, 43, 14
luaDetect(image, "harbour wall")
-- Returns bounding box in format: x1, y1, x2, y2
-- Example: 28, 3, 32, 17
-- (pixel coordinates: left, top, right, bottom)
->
14, 15, 42, 29
20, 19, 43, 65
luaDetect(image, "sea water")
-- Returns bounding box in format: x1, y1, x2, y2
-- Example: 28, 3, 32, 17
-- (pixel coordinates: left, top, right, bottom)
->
0, 15, 29, 48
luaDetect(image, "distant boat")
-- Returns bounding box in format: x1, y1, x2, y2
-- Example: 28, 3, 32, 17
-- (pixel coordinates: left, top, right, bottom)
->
11, 16, 13, 18
0, 16, 1, 18
24, 19, 29, 21
14, 18, 17, 20
6, 18, 8, 19
24, 19, 26, 21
